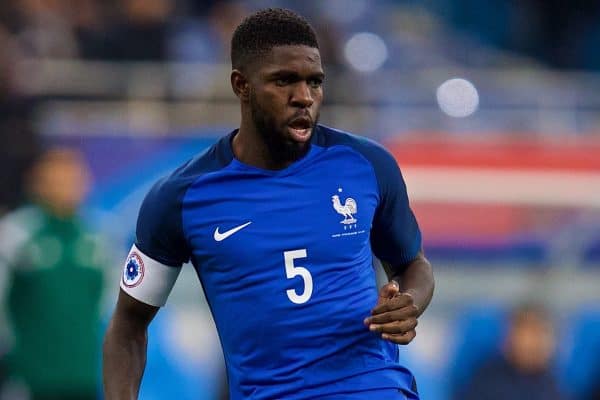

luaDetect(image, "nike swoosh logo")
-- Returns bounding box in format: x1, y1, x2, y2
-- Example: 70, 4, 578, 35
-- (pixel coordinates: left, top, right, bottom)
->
213, 221, 252, 241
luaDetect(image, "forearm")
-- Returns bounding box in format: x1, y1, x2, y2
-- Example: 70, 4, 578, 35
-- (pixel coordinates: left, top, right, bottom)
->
103, 318, 148, 400
389, 253, 434, 316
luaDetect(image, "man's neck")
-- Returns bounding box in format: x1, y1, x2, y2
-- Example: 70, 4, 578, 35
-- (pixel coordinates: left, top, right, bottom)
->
232, 125, 294, 171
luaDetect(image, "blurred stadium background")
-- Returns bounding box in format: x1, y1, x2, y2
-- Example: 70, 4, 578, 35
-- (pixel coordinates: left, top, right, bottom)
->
1, 0, 600, 399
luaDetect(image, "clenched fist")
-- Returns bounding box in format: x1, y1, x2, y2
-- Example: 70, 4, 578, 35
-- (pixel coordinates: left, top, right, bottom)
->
364, 281, 419, 345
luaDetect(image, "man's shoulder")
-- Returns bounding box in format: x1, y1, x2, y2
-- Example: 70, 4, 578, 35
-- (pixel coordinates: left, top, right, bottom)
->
167, 133, 233, 182
0, 206, 44, 265
147, 134, 234, 202
315, 124, 396, 168
315, 125, 392, 158
0, 206, 45, 238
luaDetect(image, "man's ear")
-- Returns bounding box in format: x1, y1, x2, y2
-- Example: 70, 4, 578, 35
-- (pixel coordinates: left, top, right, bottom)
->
231, 69, 250, 102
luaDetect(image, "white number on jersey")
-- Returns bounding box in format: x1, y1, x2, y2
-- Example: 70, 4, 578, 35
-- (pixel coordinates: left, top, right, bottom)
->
284, 249, 312, 304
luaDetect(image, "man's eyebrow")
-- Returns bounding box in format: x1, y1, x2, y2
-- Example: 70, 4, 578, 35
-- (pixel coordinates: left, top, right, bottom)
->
267, 70, 325, 79
267, 70, 300, 77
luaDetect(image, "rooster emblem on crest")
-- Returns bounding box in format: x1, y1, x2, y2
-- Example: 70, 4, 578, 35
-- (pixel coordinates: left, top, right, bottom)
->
331, 194, 357, 224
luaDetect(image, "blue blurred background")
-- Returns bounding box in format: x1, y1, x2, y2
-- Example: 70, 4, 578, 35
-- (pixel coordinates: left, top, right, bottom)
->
1, 0, 600, 399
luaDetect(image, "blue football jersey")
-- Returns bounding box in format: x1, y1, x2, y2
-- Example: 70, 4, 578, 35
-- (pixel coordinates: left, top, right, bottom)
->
133, 125, 422, 399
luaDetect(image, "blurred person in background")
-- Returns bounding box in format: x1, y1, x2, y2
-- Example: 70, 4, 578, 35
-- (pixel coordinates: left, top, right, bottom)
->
0, 148, 105, 400
456, 303, 565, 400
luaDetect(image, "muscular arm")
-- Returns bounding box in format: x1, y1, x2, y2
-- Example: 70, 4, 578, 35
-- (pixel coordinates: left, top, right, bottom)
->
103, 289, 159, 400
385, 251, 434, 316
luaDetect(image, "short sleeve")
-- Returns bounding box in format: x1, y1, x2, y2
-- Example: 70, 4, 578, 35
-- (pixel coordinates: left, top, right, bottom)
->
121, 175, 191, 307
367, 145, 422, 267
135, 175, 191, 267
317, 127, 423, 267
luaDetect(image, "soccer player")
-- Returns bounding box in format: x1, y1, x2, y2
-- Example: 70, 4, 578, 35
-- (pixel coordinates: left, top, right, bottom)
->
103, 8, 434, 400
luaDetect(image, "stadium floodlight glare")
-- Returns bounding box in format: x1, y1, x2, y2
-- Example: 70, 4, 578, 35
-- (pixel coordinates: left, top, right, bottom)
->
436, 78, 479, 118
344, 32, 389, 73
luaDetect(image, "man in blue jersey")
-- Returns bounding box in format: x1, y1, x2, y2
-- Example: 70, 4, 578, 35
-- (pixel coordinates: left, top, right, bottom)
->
103, 8, 434, 400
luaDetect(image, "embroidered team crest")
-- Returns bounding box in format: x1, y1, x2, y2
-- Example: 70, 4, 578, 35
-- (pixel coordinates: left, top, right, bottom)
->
331, 189, 357, 224
123, 252, 145, 288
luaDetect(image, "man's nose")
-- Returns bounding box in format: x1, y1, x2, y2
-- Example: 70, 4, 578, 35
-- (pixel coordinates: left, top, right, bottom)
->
290, 82, 314, 108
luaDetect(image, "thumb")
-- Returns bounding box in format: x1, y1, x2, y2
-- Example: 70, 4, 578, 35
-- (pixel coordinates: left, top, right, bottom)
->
377, 280, 400, 305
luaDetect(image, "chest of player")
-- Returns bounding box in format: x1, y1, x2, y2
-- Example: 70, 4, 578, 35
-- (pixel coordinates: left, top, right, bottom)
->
181, 159, 380, 274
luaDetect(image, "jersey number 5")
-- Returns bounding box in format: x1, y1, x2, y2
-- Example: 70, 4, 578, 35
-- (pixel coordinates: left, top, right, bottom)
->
284, 249, 312, 304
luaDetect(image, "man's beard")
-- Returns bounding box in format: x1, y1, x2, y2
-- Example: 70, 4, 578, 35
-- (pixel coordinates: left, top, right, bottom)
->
249, 91, 318, 166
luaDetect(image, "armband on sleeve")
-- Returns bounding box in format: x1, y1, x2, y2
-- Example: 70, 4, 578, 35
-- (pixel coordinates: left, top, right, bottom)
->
120, 245, 182, 307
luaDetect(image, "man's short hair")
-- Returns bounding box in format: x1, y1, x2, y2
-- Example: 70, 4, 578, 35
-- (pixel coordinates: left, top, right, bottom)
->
231, 8, 319, 71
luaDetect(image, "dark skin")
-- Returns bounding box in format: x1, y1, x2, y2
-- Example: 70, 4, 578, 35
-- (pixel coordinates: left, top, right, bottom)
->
103, 44, 434, 399
103, 291, 158, 399
367, 251, 434, 344
231, 45, 324, 170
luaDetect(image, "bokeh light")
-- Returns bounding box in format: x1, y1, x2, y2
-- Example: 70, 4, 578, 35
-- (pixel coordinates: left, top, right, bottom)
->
436, 78, 480, 118
344, 32, 389, 73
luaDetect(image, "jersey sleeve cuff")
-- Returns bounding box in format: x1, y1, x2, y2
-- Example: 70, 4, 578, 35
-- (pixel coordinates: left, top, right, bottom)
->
120, 244, 182, 307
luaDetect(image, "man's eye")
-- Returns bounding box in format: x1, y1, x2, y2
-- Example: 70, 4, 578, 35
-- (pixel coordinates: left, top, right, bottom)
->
276, 78, 289, 86
309, 79, 323, 88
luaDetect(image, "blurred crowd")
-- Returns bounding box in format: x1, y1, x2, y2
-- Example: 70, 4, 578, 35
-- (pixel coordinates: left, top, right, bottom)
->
0, 0, 353, 78
1, 0, 600, 68
436, 0, 600, 70
0, 0, 236, 62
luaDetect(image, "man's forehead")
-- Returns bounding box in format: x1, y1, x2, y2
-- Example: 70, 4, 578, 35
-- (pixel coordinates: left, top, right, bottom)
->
260, 45, 322, 70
